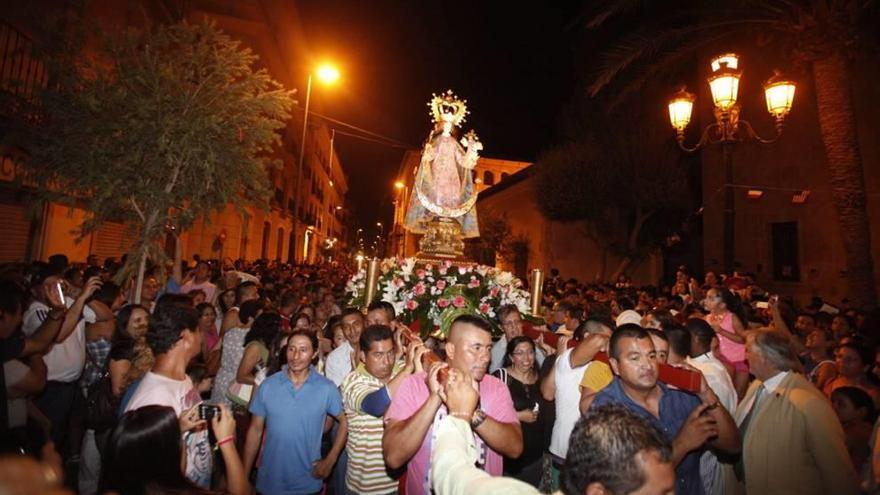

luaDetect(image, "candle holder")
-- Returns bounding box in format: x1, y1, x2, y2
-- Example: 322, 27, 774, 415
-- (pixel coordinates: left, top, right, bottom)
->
529, 268, 544, 317
364, 258, 381, 307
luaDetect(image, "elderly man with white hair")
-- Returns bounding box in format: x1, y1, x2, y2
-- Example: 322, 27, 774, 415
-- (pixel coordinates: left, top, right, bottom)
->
725, 330, 859, 495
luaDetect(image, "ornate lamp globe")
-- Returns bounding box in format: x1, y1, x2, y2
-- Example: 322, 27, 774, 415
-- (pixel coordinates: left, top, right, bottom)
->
708, 53, 742, 112
668, 88, 696, 132
763, 70, 796, 120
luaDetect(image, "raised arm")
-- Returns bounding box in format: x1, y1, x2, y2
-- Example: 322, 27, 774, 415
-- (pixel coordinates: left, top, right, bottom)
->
58, 276, 102, 342
383, 364, 445, 469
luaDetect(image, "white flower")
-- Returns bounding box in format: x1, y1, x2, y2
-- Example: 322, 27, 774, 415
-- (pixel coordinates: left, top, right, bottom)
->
495, 271, 513, 286
401, 258, 416, 276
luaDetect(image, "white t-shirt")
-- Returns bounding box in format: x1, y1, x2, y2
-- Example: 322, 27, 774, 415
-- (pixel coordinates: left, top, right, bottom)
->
22, 299, 92, 383
687, 353, 738, 495
125, 371, 212, 488
325, 341, 354, 387
550, 348, 589, 459
4, 359, 29, 429
181, 280, 217, 303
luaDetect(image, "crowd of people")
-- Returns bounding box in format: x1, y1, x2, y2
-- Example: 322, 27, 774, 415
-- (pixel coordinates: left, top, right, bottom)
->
1, 253, 879, 495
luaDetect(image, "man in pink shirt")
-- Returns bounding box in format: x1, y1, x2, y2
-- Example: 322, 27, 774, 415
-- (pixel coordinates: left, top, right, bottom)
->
384, 314, 522, 495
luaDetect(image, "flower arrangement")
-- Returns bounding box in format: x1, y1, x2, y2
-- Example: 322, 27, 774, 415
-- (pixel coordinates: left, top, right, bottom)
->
345, 257, 532, 339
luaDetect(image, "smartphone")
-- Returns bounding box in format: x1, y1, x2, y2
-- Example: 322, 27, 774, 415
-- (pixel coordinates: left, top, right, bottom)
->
198, 403, 220, 421
54, 281, 65, 304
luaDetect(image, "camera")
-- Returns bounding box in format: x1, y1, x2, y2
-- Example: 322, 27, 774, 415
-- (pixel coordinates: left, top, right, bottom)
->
198, 403, 220, 421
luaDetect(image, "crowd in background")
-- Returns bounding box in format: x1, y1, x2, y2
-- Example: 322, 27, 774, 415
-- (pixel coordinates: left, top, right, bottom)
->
1, 252, 879, 495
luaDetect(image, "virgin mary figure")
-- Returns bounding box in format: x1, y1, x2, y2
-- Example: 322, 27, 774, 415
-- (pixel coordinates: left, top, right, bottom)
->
404, 90, 480, 238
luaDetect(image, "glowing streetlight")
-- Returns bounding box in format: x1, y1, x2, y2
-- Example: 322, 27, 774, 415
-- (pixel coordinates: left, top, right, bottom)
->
667, 53, 796, 275
293, 62, 340, 262
316, 64, 340, 84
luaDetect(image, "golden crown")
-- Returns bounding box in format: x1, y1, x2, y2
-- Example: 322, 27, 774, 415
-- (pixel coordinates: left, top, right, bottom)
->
428, 89, 468, 127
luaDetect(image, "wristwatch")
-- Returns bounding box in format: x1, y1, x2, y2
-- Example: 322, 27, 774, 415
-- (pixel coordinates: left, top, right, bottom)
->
470, 408, 487, 429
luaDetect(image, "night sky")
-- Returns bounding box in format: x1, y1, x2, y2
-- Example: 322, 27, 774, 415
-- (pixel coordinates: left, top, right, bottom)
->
297, 1, 584, 237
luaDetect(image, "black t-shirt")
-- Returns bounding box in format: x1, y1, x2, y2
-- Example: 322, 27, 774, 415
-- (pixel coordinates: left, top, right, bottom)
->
492, 368, 549, 470
0, 334, 25, 432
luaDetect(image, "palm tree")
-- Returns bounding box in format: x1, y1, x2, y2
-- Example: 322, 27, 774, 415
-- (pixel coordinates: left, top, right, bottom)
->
583, 0, 878, 309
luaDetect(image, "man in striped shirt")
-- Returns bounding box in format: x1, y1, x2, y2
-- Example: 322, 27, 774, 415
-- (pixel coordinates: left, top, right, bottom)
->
341, 324, 426, 495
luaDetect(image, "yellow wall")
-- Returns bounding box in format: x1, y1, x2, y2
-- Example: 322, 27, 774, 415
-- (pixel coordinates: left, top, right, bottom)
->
478, 173, 661, 285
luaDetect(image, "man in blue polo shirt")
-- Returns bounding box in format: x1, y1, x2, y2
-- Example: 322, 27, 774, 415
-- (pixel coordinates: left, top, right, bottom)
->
243, 329, 348, 495
591, 324, 740, 495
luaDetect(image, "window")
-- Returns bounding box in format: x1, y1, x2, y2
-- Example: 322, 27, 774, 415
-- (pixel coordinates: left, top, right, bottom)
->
276, 227, 284, 260
260, 222, 271, 259
771, 221, 800, 281
483, 171, 495, 186
501, 172, 509, 180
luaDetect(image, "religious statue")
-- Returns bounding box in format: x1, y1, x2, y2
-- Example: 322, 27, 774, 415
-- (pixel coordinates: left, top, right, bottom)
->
404, 90, 482, 257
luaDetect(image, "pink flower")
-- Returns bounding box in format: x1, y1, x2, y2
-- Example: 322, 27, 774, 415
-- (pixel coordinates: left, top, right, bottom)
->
436, 279, 447, 290
489, 287, 499, 297
394, 278, 405, 287
452, 295, 466, 308
443, 260, 453, 268
425, 264, 433, 271
479, 303, 490, 314
468, 277, 481, 288
406, 300, 419, 311
439, 267, 448, 275
437, 298, 450, 308
416, 269, 426, 279
413, 283, 426, 296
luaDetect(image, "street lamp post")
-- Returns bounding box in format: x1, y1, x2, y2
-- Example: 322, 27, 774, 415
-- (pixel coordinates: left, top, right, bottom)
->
293, 64, 339, 263
668, 53, 795, 275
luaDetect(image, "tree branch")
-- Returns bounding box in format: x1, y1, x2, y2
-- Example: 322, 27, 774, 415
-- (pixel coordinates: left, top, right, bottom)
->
130, 196, 146, 223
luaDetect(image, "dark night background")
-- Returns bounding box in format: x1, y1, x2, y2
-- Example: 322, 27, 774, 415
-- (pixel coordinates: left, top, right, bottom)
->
297, 1, 584, 237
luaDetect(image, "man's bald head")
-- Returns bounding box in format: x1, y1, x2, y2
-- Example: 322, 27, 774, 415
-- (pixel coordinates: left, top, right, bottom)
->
446, 314, 493, 381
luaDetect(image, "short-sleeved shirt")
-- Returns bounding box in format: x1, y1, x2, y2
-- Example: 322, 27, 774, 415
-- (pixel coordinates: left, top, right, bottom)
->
325, 341, 354, 387
592, 377, 704, 495
342, 363, 401, 495
579, 360, 614, 392
22, 299, 92, 383
250, 366, 344, 495
124, 371, 212, 488
384, 371, 519, 495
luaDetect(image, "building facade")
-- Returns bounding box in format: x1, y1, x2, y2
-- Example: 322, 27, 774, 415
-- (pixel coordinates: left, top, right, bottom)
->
0, 0, 347, 266
693, 47, 879, 305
